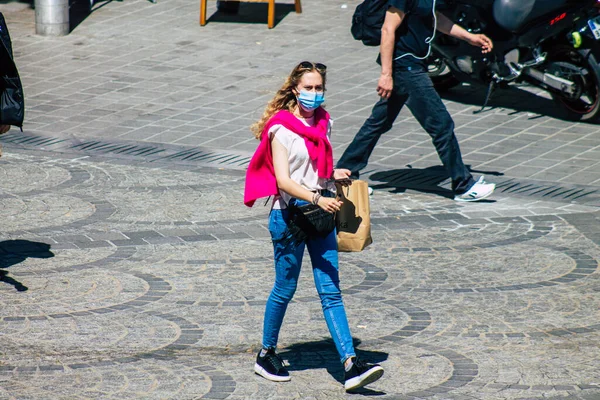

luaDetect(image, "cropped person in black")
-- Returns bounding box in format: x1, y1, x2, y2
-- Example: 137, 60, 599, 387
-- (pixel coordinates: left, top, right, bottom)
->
338, 0, 497, 202
0, 12, 24, 134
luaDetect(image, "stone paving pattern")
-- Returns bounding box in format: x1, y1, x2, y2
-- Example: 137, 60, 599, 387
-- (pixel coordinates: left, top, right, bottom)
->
0, 0, 599, 399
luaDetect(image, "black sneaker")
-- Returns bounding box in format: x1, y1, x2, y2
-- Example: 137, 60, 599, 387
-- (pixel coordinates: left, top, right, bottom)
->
254, 349, 291, 382
344, 357, 383, 391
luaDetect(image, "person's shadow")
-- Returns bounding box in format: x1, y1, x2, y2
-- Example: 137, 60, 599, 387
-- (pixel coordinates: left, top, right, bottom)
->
0, 240, 54, 292
368, 165, 503, 201
278, 338, 388, 395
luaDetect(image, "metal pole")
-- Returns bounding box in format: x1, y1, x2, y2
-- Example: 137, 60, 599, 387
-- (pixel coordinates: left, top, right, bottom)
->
34, 0, 69, 36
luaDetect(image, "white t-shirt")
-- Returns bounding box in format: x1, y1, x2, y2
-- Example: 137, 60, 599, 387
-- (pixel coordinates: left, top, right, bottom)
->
270, 115, 335, 209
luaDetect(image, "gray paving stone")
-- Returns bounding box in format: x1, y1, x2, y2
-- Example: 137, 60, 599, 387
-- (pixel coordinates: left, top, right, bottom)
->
76, 240, 113, 249
157, 228, 199, 237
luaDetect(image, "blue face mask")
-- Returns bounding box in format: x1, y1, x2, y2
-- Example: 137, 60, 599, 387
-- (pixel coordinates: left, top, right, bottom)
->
297, 90, 325, 112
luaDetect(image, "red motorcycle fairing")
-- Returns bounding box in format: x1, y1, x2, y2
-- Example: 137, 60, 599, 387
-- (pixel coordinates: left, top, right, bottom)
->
493, 0, 575, 33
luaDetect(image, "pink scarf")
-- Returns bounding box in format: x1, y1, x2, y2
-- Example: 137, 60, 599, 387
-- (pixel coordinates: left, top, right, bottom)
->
244, 108, 332, 207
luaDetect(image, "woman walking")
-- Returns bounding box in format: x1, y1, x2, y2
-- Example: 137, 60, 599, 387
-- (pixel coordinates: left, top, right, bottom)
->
244, 61, 384, 391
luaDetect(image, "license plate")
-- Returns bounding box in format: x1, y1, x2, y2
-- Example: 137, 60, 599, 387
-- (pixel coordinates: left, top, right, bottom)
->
588, 15, 600, 40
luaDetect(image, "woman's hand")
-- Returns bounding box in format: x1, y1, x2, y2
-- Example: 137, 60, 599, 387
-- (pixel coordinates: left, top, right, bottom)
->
0, 125, 10, 135
332, 168, 353, 186
317, 196, 343, 214
333, 168, 351, 180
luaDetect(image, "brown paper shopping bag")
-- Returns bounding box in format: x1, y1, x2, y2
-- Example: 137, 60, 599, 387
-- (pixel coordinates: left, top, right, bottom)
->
336, 180, 372, 252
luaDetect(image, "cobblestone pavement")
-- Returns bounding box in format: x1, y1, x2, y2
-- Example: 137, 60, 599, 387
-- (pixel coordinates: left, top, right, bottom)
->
0, 0, 599, 399
1, 146, 599, 400
1, 0, 600, 187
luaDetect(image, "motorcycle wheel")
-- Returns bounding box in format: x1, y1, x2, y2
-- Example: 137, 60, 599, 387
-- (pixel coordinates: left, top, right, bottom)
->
427, 55, 460, 91
550, 46, 600, 122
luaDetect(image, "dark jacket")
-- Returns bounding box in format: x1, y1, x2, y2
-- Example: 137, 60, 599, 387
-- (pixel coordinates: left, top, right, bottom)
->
0, 12, 24, 129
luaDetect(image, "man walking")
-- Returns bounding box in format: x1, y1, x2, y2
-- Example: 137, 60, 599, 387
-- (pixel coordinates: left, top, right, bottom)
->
338, 0, 495, 201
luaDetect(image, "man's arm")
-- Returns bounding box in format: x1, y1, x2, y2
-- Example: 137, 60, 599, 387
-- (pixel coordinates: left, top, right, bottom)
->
378, 7, 404, 99
435, 12, 493, 53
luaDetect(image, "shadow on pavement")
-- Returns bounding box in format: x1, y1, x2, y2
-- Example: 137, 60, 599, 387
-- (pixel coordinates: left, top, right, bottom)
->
72, 0, 153, 33
439, 83, 576, 122
279, 337, 388, 392
0, 239, 54, 292
70, 0, 100, 32
205, 3, 297, 28
369, 165, 503, 200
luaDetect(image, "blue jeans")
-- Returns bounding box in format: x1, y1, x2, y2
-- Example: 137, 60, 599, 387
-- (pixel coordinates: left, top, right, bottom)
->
262, 203, 356, 364
337, 64, 475, 195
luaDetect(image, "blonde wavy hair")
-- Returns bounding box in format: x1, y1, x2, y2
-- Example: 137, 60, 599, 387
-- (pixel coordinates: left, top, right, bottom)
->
251, 62, 327, 139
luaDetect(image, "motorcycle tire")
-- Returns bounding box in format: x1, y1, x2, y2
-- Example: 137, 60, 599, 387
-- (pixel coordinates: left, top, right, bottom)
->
427, 55, 460, 91
549, 46, 600, 123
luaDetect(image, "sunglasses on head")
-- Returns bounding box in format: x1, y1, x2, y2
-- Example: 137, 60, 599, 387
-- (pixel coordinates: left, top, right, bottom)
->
298, 61, 327, 73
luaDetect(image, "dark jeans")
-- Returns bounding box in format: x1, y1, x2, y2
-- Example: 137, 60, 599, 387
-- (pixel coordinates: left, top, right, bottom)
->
336, 65, 475, 194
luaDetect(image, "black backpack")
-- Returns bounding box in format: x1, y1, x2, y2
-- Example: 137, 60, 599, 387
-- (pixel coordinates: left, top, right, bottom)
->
350, 0, 389, 46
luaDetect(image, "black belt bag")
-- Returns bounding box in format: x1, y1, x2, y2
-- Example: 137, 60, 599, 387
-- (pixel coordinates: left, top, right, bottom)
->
284, 191, 336, 246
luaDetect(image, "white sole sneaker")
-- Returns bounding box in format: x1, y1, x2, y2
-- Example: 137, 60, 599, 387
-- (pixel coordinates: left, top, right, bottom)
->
454, 186, 495, 202
454, 177, 495, 202
344, 365, 384, 391
254, 363, 291, 382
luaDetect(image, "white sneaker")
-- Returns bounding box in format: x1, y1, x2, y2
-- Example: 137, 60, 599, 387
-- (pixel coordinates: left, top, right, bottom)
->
368, 186, 374, 196
454, 176, 495, 202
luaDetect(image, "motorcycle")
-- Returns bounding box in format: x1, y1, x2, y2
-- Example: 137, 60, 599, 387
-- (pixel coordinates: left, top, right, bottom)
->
428, 0, 600, 122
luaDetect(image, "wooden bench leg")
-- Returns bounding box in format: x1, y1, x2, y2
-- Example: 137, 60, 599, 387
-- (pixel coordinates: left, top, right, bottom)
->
200, 0, 207, 26
295, 0, 302, 14
268, 0, 275, 28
